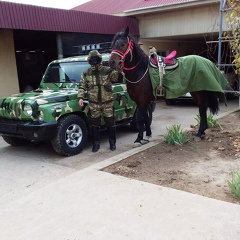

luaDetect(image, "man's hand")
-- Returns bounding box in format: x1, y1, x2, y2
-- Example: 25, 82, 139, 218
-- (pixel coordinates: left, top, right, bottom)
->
78, 99, 84, 106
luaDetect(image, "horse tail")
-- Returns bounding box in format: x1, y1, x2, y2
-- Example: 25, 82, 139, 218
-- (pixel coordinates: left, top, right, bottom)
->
207, 91, 219, 115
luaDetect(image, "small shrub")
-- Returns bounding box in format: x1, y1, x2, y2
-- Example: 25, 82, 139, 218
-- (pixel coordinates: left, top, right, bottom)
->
227, 171, 240, 199
164, 124, 189, 145
194, 113, 223, 129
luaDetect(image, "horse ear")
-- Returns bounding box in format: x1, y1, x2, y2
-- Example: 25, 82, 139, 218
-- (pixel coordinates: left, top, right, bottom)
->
125, 26, 129, 36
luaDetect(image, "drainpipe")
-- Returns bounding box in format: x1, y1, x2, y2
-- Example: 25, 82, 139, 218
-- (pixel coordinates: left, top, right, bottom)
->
56, 33, 63, 59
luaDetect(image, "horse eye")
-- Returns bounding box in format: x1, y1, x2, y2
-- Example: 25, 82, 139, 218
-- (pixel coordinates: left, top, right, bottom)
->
121, 43, 125, 47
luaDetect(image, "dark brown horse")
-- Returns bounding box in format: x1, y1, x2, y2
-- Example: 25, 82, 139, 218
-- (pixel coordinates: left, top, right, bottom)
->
109, 26, 227, 146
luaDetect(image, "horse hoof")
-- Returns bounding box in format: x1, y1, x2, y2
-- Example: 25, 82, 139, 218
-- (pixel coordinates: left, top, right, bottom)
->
145, 135, 152, 140
133, 142, 141, 148
193, 136, 202, 141
140, 139, 149, 145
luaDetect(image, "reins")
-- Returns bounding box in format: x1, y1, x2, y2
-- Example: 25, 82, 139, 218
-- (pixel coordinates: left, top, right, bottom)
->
122, 66, 149, 84
111, 37, 148, 84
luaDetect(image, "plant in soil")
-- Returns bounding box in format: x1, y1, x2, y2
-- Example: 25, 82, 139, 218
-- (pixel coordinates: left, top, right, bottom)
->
227, 171, 240, 199
194, 113, 223, 129
164, 124, 189, 145
103, 110, 240, 204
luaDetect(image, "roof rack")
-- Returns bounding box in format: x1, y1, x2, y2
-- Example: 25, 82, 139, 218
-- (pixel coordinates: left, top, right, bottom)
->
72, 42, 112, 55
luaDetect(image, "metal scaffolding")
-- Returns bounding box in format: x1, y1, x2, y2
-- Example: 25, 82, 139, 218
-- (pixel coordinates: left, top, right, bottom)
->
218, 0, 240, 106
217, 0, 227, 69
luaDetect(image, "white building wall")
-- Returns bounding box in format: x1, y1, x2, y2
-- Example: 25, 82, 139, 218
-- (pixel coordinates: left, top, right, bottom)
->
0, 29, 19, 97
139, 4, 226, 39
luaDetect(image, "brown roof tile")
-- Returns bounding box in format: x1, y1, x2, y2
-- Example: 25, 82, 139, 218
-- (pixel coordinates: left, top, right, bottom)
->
0, 1, 139, 35
72, 0, 195, 14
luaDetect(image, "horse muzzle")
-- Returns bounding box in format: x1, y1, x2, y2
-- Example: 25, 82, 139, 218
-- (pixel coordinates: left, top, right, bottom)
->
109, 59, 123, 71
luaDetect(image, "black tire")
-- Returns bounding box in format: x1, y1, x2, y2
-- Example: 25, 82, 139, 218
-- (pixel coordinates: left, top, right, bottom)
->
165, 99, 176, 105
51, 115, 88, 156
2, 136, 31, 146
130, 104, 153, 132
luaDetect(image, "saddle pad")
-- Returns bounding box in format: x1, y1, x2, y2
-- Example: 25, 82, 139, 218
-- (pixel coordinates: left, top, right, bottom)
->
149, 57, 179, 70
149, 50, 178, 69
149, 55, 228, 102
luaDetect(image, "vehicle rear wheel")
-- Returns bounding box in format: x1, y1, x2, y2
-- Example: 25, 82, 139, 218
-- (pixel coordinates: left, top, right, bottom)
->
165, 99, 176, 105
2, 136, 31, 146
51, 115, 88, 156
130, 104, 153, 132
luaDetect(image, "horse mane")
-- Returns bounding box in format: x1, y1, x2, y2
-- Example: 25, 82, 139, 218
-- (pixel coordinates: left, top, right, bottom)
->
128, 35, 146, 58
128, 34, 148, 69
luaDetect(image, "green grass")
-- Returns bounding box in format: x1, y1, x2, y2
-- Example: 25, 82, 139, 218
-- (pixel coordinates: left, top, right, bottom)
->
194, 113, 223, 130
164, 124, 189, 145
227, 171, 240, 199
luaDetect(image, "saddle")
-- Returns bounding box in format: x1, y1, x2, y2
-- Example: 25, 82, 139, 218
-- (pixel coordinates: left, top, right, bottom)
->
148, 48, 179, 97
149, 50, 179, 70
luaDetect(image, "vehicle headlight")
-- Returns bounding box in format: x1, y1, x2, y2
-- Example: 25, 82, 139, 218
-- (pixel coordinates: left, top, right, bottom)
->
23, 104, 33, 116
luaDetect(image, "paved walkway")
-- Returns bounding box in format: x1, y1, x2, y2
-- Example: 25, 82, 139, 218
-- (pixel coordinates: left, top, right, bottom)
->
0, 100, 240, 240
1, 154, 240, 240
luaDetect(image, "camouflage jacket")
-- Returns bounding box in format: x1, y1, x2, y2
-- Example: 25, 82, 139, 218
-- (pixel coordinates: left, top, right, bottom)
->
77, 66, 118, 104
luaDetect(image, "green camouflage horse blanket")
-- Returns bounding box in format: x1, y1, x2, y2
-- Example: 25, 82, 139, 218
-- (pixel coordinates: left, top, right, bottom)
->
149, 55, 228, 103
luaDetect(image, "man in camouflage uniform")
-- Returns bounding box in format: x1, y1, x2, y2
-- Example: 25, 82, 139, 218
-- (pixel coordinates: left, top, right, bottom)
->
78, 50, 118, 152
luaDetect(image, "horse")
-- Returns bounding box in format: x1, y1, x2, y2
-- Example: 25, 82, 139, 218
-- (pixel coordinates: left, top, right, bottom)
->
109, 26, 228, 146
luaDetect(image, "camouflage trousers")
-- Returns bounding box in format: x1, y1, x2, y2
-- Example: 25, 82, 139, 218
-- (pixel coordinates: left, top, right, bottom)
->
89, 101, 115, 127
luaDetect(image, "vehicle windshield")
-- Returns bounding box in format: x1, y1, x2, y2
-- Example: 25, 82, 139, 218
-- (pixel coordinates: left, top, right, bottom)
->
43, 62, 89, 83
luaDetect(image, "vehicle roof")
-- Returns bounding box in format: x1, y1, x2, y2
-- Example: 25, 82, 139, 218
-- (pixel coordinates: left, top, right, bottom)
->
50, 53, 111, 64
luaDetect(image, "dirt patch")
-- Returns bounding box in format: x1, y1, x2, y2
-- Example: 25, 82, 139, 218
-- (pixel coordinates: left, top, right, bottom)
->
103, 110, 240, 204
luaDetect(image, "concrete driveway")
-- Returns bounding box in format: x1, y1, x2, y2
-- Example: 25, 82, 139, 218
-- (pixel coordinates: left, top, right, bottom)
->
0, 98, 239, 203
0, 98, 239, 239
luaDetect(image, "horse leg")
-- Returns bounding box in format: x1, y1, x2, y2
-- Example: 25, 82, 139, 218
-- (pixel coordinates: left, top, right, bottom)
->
195, 105, 208, 140
141, 109, 152, 144
134, 108, 145, 147
191, 91, 208, 141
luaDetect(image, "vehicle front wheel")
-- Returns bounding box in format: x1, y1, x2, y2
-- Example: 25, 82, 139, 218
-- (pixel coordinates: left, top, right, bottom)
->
51, 115, 88, 156
165, 99, 176, 105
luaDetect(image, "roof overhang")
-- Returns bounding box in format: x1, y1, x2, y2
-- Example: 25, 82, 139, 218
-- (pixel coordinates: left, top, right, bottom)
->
114, 0, 220, 17
0, 1, 139, 35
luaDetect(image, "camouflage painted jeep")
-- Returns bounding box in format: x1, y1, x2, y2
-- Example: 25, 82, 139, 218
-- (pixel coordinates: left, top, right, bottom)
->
0, 54, 155, 156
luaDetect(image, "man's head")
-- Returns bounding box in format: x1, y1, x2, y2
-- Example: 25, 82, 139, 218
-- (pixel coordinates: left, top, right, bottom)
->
87, 50, 102, 70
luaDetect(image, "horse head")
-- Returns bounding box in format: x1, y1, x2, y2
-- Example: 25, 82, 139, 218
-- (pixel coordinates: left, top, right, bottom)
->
109, 26, 134, 72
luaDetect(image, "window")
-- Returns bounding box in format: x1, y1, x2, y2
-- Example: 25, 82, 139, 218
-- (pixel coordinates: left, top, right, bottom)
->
44, 62, 89, 83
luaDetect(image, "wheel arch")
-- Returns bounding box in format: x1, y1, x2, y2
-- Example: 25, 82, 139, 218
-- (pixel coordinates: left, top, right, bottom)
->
57, 111, 91, 133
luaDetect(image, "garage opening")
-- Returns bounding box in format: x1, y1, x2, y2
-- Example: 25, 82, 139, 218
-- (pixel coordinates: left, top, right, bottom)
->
13, 30, 58, 92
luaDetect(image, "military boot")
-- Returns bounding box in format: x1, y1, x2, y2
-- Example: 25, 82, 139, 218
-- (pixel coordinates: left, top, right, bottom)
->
92, 126, 100, 152
108, 127, 116, 151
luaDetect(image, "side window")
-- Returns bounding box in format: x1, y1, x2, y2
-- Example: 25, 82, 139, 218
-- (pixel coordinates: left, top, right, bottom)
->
44, 64, 60, 83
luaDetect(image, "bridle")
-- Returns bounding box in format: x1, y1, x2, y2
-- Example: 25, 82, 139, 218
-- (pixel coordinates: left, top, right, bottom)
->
111, 37, 148, 83
111, 37, 140, 71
